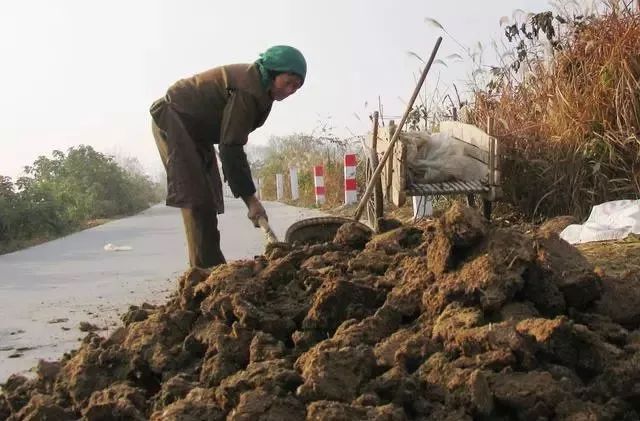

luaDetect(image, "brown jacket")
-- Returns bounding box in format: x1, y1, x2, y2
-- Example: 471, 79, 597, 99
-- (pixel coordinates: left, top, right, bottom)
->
151, 63, 272, 211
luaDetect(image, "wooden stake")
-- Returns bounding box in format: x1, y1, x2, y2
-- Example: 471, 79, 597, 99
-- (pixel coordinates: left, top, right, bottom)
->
371, 112, 383, 219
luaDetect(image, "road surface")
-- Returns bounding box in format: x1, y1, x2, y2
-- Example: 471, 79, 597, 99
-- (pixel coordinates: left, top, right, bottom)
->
0, 199, 326, 383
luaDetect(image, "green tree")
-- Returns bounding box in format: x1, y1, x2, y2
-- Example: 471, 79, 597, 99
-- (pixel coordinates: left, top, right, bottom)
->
0, 176, 19, 241
1, 145, 164, 253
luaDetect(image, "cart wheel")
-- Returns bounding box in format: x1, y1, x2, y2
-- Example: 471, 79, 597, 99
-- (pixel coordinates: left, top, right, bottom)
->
466, 194, 476, 207
466, 194, 492, 221
482, 199, 492, 221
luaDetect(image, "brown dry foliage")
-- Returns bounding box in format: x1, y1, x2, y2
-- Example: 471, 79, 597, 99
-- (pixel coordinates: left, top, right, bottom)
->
469, 7, 640, 220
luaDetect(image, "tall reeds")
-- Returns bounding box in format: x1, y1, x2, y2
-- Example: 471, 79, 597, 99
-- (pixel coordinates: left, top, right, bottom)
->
469, 2, 640, 220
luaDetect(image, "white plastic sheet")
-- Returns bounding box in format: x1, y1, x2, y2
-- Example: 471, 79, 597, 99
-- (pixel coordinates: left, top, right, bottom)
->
560, 200, 640, 244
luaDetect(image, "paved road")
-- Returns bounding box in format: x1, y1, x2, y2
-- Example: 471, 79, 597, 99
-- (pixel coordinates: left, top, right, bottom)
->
0, 199, 326, 382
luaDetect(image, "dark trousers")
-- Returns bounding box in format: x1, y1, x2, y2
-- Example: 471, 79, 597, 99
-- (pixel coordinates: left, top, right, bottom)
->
152, 119, 226, 268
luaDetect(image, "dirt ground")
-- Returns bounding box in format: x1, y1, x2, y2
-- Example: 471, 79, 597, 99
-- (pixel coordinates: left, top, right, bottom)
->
2, 202, 640, 420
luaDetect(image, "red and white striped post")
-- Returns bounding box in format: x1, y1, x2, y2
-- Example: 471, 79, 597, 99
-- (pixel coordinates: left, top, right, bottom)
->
344, 153, 357, 205
314, 165, 325, 205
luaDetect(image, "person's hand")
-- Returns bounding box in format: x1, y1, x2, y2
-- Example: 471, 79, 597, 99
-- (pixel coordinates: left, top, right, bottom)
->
245, 196, 267, 227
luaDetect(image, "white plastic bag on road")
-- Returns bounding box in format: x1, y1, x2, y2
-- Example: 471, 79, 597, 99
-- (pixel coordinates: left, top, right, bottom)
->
560, 200, 640, 244
104, 243, 133, 252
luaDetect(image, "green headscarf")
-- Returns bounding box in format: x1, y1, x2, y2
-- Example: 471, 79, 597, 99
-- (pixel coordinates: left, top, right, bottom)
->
255, 45, 307, 88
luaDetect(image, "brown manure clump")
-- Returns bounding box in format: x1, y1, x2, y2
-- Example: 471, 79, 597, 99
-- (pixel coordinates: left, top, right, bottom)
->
2, 202, 639, 420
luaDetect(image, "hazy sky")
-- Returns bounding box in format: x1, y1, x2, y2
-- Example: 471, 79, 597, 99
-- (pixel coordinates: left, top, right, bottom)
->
1, 0, 554, 180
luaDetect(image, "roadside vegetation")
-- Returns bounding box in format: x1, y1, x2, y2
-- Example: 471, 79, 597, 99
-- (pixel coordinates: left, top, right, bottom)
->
467, 0, 640, 220
0, 145, 164, 254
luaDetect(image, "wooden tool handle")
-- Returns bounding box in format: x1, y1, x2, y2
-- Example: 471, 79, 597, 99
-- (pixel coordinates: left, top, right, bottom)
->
257, 216, 279, 244
354, 37, 443, 221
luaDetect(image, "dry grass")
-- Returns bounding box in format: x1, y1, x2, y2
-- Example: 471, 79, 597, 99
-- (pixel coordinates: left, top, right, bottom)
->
577, 234, 640, 277
469, 6, 640, 220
